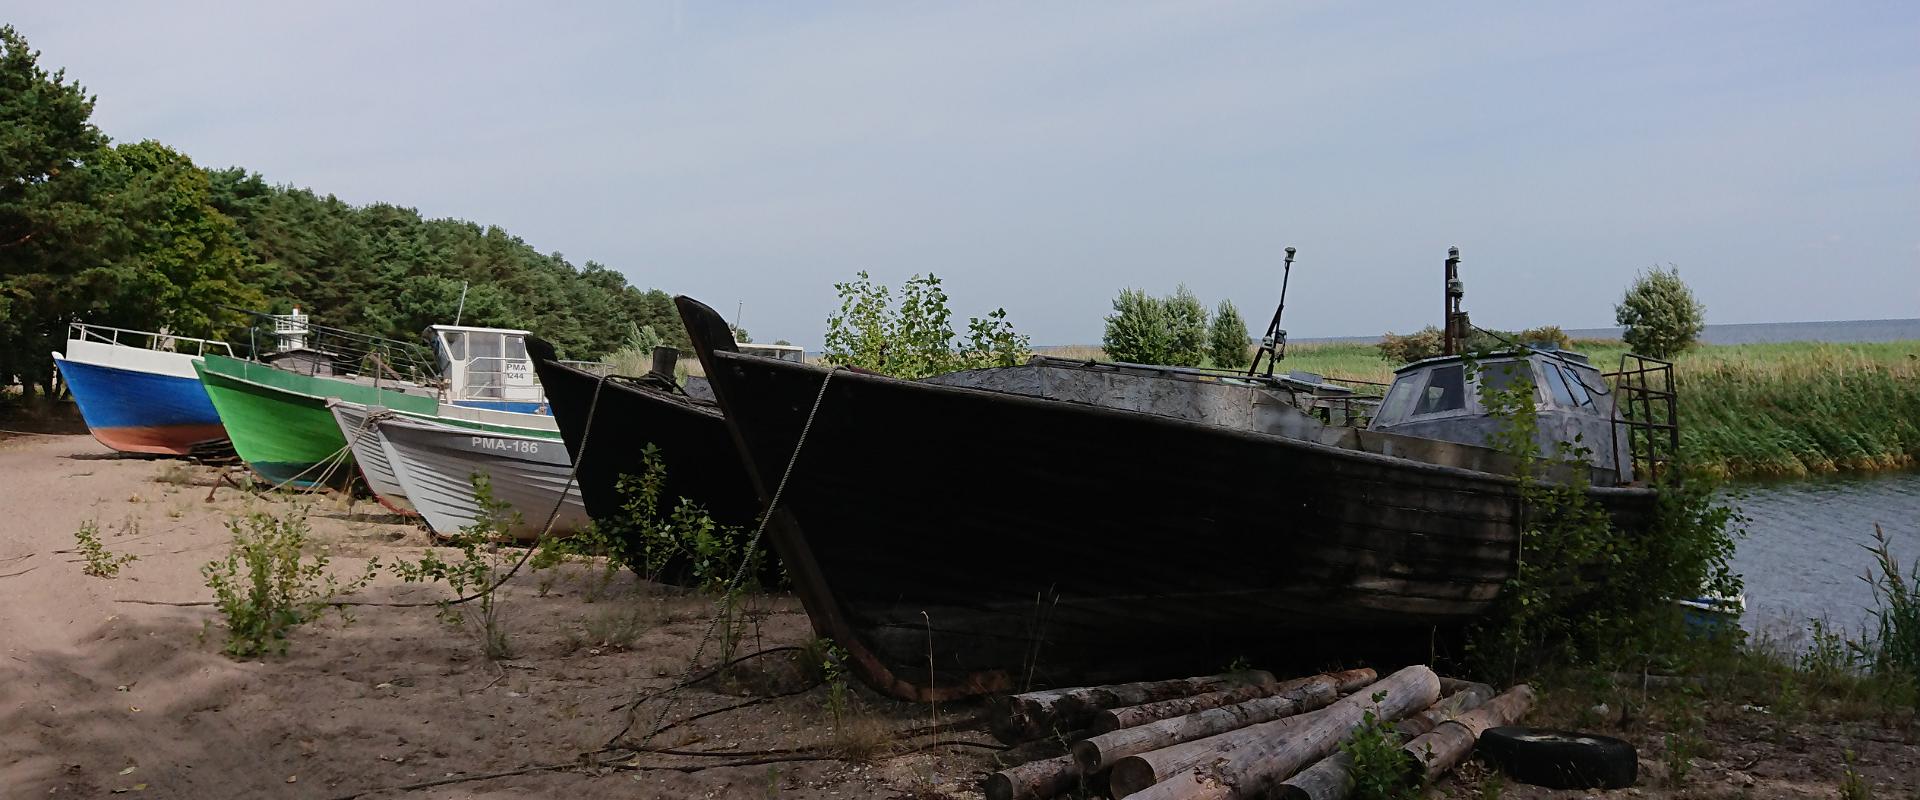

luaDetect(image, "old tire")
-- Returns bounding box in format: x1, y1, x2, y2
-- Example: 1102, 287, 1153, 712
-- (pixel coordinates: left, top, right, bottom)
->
1479, 726, 1637, 789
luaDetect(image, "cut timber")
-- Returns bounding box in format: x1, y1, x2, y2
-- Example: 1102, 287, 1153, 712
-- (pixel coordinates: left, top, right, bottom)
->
1096, 669, 1377, 733
986, 754, 1088, 800
1438, 677, 1497, 697
1276, 681, 1498, 800
1074, 672, 1359, 774
1111, 665, 1440, 800
991, 728, 1092, 769
1401, 684, 1535, 781
991, 671, 1276, 744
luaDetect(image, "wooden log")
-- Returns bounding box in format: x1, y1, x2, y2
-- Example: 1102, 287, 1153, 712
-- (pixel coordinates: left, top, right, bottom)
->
986, 754, 1091, 800
1074, 673, 1348, 774
1400, 684, 1535, 781
1277, 681, 1497, 800
991, 728, 1093, 769
991, 671, 1276, 743
1096, 669, 1377, 733
1094, 670, 1373, 734
1110, 665, 1440, 799
1437, 677, 1497, 697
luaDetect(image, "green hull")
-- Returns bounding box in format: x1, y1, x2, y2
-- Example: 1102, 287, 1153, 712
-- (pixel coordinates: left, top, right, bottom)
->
195, 355, 438, 487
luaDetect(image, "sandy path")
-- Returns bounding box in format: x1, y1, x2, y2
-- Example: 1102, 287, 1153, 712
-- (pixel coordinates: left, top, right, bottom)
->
0, 434, 983, 799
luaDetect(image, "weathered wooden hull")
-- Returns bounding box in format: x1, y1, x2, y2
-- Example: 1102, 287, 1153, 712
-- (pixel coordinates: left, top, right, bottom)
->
675, 296, 1659, 701
525, 337, 761, 530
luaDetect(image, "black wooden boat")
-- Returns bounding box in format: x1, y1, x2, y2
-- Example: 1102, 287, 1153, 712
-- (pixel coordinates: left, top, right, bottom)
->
525, 337, 762, 572
674, 297, 1660, 701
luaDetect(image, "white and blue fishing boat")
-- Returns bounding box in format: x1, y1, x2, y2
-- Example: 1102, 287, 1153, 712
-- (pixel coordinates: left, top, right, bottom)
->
372, 411, 589, 541
50, 323, 236, 457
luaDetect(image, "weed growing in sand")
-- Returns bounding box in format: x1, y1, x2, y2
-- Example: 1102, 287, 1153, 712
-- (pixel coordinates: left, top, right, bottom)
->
601, 445, 765, 590
391, 475, 518, 659
1342, 690, 1419, 800
1840, 750, 1872, 800
75, 519, 137, 578
152, 463, 195, 486
203, 507, 377, 657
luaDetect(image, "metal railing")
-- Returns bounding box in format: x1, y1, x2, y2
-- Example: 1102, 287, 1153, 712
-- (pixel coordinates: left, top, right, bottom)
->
225, 307, 441, 384
1608, 354, 1679, 485
68, 322, 235, 357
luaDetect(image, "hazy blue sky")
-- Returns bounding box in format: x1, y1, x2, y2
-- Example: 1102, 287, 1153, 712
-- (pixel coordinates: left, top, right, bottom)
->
13, 2, 1917, 345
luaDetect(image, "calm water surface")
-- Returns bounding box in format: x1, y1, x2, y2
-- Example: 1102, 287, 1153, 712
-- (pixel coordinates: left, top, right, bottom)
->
1730, 470, 1920, 639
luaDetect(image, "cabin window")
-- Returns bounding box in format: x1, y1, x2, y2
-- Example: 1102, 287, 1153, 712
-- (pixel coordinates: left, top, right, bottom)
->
1414, 364, 1467, 415
1560, 365, 1596, 408
1540, 361, 1576, 407
506, 337, 528, 362
1476, 360, 1536, 406
1377, 375, 1421, 424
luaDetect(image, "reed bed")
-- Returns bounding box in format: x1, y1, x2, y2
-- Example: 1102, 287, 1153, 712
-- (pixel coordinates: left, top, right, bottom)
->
1044, 340, 1920, 479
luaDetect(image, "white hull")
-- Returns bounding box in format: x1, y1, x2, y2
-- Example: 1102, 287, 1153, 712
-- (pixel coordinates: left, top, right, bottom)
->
328, 400, 416, 514
375, 415, 587, 541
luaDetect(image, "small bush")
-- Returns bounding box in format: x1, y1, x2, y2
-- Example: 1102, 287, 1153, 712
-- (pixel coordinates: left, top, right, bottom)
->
390, 475, 520, 659
203, 507, 375, 657
1377, 326, 1445, 364
1515, 325, 1573, 350
1208, 299, 1251, 370
1616, 265, 1705, 359
587, 445, 766, 591
1103, 288, 1172, 365
1164, 285, 1209, 367
75, 519, 137, 578
1341, 691, 1419, 800
823, 271, 1029, 378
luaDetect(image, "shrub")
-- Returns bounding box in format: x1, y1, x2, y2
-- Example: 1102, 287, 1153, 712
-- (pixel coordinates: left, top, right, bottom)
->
1615, 265, 1705, 359
823, 271, 1029, 378
1103, 288, 1172, 365
1378, 326, 1445, 364
1516, 325, 1573, 350
1208, 300, 1251, 370
390, 475, 523, 658
203, 507, 376, 657
592, 444, 764, 591
1164, 285, 1209, 367
75, 519, 137, 578
1341, 691, 1419, 800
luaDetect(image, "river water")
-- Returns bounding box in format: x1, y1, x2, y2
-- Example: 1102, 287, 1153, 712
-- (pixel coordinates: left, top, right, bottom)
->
1729, 470, 1920, 641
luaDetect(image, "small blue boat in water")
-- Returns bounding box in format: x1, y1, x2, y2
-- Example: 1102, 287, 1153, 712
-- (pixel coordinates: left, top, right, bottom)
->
51, 324, 234, 456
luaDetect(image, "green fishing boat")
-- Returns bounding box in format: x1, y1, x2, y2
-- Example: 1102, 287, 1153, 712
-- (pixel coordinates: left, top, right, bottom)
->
195, 353, 439, 487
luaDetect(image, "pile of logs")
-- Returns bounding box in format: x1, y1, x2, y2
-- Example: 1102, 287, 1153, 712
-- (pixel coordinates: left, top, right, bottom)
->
983, 666, 1534, 800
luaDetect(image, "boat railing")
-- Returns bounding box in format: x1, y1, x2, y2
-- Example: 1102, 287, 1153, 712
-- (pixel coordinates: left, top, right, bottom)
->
67, 322, 235, 357
558, 359, 614, 376
226, 307, 442, 384
1607, 354, 1679, 484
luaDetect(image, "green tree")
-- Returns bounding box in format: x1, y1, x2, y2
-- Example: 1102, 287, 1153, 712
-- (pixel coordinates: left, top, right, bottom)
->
822, 271, 1028, 378
1164, 285, 1209, 367
1208, 299, 1250, 369
0, 24, 107, 396
1102, 288, 1171, 364
1615, 265, 1705, 359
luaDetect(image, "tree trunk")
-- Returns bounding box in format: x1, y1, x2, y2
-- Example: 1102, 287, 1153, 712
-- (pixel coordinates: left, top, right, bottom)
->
1110, 665, 1439, 799
1096, 669, 1377, 733
1275, 681, 1499, 800
1074, 674, 1351, 774
991, 671, 1276, 743
1399, 684, 1535, 781
986, 754, 1095, 800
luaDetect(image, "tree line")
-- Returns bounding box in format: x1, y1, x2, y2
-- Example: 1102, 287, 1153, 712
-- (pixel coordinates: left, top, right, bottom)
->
1, 25, 682, 397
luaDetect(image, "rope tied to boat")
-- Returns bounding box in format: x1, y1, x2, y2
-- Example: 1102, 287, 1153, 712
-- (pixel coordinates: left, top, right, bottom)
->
611, 366, 843, 750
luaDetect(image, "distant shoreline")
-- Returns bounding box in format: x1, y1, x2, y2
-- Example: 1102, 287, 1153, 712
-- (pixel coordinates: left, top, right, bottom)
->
1284, 318, 1920, 347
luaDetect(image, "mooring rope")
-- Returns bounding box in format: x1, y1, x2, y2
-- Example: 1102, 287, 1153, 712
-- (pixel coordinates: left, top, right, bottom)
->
610, 366, 842, 749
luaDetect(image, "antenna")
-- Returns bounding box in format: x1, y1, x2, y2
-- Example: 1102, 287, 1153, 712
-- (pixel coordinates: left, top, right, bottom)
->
1248, 246, 1297, 379
1442, 247, 1465, 356
453, 281, 470, 326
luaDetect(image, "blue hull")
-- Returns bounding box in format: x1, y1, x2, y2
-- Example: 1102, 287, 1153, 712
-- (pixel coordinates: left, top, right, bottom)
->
56, 355, 228, 455
451, 399, 550, 415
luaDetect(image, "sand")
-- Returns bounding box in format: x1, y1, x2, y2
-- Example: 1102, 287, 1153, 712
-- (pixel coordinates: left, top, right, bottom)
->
0, 434, 980, 799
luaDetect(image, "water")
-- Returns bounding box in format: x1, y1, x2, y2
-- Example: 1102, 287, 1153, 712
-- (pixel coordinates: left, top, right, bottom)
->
1730, 470, 1920, 640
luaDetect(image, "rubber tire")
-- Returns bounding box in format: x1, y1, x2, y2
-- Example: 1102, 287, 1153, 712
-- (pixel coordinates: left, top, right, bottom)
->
1478, 726, 1638, 790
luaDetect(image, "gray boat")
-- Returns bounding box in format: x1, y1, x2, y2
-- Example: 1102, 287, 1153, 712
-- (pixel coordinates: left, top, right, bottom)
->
328, 399, 416, 515
374, 413, 589, 541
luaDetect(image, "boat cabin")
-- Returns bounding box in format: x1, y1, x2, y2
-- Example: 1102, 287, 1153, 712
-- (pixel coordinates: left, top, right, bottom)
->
425, 325, 547, 413
1369, 350, 1632, 480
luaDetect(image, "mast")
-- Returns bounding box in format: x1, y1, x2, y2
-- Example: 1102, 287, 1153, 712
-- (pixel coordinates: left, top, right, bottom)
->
1247, 246, 1297, 379
1442, 246, 1467, 356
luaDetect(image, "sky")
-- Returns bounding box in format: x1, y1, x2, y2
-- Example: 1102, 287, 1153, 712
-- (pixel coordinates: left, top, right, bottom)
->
11, 2, 1917, 346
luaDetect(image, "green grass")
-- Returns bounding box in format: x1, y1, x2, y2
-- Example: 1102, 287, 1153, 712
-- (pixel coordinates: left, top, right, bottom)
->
1045, 339, 1920, 480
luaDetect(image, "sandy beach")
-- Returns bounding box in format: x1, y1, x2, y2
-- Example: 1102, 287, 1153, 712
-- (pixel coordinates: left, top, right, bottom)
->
0, 433, 977, 799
